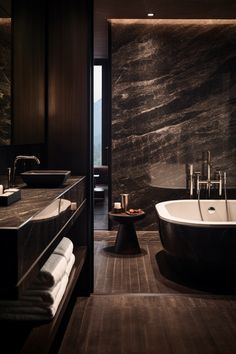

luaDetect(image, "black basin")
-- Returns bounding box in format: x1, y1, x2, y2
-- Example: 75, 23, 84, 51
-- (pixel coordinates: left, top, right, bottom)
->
21, 170, 71, 187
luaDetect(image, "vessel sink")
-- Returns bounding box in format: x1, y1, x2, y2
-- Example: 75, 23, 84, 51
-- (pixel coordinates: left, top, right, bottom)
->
20, 170, 71, 187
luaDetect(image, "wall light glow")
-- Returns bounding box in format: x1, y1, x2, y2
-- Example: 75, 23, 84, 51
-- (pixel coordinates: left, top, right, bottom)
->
109, 19, 236, 25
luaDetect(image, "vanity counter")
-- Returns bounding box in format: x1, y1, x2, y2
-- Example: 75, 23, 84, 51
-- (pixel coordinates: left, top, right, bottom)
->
0, 176, 85, 228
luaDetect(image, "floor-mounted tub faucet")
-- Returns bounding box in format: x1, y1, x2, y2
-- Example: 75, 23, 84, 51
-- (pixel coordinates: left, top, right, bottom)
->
198, 151, 223, 197
11, 155, 40, 187
196, 169, 223, 197
187, 151, 224, 198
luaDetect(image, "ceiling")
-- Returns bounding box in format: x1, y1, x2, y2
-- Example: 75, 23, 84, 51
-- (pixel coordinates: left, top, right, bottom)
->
94, 0, 236, 58
0, 1, 235, 57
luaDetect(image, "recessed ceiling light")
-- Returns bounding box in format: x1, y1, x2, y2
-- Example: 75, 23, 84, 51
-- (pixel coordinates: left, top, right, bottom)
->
147, 13, 155, 17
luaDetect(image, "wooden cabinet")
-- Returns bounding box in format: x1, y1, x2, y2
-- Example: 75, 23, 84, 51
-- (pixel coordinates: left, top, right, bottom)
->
0, 177, 91, 353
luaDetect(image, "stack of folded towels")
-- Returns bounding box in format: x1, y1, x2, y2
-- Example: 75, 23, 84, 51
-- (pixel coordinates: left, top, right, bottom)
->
0, 237, 75, 321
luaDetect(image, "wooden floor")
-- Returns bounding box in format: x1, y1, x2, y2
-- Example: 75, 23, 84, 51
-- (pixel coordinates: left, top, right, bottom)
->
59, 231, 236, 354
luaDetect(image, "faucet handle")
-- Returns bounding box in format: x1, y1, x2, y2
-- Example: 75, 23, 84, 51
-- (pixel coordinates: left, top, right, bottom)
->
215, 170, 222, 179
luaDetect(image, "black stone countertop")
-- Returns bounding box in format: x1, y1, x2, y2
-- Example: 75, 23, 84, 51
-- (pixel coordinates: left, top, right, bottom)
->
0, 176, 85, 229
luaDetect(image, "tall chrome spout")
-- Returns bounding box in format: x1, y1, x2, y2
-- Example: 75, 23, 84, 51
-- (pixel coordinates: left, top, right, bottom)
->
187, 164, 194, 197
201, 150, 211, 182
12, 155, 40, 186
207, 150, 211, 181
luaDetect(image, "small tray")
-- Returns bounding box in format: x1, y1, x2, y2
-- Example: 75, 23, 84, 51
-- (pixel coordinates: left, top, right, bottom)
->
0, 188, 21, 206
126, 209, 144, 215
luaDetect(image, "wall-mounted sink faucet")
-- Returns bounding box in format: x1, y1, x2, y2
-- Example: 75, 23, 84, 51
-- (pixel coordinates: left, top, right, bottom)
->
187, 151, 225, 198
11, 155, 40, 187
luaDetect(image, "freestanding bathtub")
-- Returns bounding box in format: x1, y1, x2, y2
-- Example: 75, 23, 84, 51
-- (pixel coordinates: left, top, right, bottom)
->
155, 199, 236, 270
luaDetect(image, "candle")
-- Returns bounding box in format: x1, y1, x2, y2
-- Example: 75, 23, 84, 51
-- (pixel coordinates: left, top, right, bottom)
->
114, 202, 121, 209
0, 185, 3, 195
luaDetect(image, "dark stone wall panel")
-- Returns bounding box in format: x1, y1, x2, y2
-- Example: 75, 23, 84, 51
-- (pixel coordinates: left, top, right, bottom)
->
111, 21, 236, 230
0, 19, 11, 145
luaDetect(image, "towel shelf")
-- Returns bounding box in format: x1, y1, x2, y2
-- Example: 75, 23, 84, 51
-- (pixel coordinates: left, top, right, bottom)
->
19, 246, 87, 354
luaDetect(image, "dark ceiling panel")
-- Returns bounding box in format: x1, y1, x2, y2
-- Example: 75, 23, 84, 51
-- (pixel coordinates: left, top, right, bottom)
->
94, 0, 236, 58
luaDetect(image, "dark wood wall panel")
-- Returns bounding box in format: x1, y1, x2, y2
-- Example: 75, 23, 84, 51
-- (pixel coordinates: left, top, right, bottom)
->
47, 0, 92, 176
47, 0, 94, 295
12, 0, 45, 145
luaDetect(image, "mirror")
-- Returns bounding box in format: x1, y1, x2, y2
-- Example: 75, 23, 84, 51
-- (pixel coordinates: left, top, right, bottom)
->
0, 0, 11, 145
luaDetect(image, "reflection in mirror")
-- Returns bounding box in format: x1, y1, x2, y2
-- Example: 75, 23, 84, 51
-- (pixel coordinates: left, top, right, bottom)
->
0, 1, 11, 145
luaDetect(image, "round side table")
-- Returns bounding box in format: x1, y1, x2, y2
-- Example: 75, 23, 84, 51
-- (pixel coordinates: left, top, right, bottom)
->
108, 211, 146, 255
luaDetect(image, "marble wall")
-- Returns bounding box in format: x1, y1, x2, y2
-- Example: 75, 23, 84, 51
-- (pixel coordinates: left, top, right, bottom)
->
0, 18, 11, 145
111, 20, 236, 230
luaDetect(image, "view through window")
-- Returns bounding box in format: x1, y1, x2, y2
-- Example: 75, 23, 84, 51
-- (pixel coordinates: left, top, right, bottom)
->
94, 65, 102, 166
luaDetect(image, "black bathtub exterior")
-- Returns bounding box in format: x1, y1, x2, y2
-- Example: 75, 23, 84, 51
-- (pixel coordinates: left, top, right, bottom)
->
158, 217, 236, 270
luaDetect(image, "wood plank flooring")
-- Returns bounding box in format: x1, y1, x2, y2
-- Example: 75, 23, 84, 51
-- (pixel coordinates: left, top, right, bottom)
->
59, 231, 236, 354
60, 294, 236, 354
94, 236, 180, 294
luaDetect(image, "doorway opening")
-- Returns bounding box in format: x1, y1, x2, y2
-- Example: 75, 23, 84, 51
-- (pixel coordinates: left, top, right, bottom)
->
93, 59, 110, 230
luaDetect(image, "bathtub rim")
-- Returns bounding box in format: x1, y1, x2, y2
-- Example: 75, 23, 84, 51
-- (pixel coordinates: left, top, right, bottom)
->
155, 199, 236, 228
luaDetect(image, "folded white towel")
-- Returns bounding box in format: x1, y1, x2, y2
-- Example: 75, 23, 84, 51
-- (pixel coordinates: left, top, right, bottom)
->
21, 274, 64, 305
0, 274, 69, 320
65, 253, 75, 277
0, 274, 68, 308
46, 273, 68, 317
33, 253, 67, 288
53, 237, 73, 263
